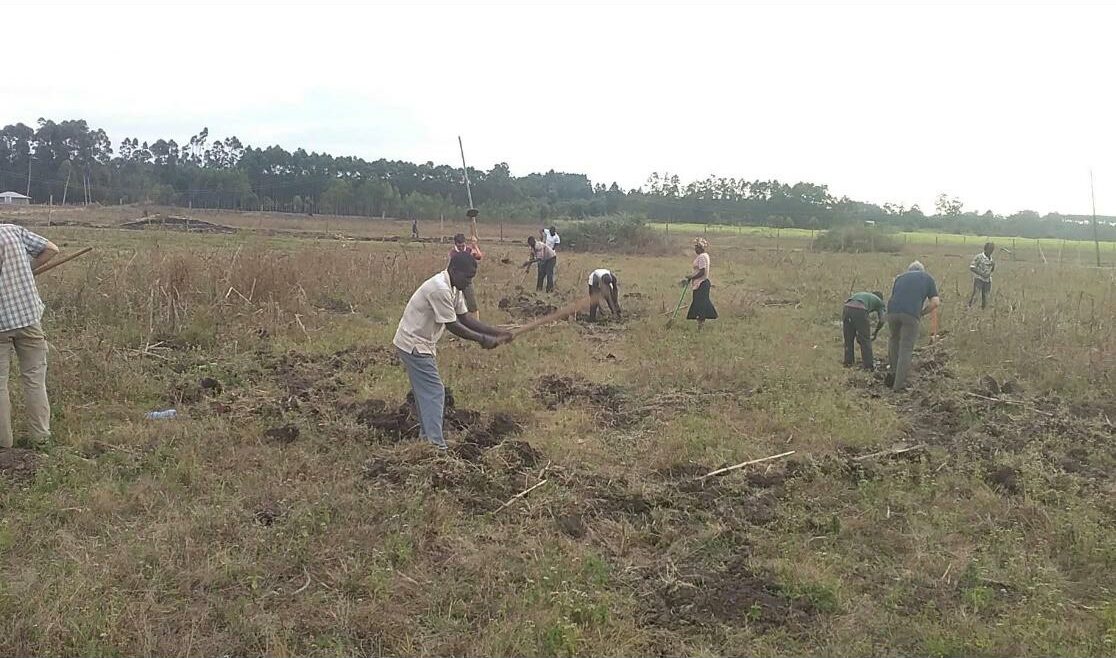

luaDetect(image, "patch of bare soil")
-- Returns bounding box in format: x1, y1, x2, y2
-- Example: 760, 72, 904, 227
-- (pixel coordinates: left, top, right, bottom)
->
359, 445, 542, 515
534, 376, 750, 430
534, 375, 636, 427
497, 293, 557, 319
984, 465, 1023, 495
264, 424, 300, 444
254, 501, 285, 526
0, 448, 41, 484
650, 557, 818, 629
347, 389, 525, 450
863, 341, 1116, 489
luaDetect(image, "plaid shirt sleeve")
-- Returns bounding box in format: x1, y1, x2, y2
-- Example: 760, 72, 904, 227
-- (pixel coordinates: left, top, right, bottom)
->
21, 228, 50, 257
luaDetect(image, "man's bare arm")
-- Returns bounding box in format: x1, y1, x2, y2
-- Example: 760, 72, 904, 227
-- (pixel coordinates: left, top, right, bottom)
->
458, 313, 511, 339
921, 296, 941, 316
446, 320, 496, 348
31, 241, 59, 271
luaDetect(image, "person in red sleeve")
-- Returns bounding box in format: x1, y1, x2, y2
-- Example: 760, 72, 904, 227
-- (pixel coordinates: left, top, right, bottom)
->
448, 232, 483, 317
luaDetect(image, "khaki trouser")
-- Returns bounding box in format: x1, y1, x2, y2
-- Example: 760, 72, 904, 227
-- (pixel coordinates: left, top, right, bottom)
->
886, 313, 920, 391
0, 324, 50, 448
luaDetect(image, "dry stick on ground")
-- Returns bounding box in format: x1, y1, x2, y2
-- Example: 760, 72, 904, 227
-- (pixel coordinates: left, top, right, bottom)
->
291, 569, 312, 595
697, 450, 796, 480
494, 479, 549, 513
851, 444, 926, 462
965, 391, 1055, 417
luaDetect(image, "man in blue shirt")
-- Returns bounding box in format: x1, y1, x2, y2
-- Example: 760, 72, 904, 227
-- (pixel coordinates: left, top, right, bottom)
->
885, 261, 941, 391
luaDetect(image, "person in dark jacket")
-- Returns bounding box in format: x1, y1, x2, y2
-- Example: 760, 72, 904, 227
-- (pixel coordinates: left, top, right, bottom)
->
885, 261, 941, 391
843, 291, 886, 370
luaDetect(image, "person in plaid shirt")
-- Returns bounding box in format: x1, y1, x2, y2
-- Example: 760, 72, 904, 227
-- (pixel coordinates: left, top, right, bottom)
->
0, 224, 58, 449
968, 242, 996, 309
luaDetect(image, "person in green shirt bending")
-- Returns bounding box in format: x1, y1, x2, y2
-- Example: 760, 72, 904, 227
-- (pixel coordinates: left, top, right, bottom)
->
843, 291, 886, 370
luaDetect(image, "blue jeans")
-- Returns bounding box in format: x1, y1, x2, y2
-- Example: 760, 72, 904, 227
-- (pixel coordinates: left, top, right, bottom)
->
396, 348, 447, 449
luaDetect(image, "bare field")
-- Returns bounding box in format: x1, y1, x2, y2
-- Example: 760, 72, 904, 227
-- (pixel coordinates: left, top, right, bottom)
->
1, 207, 1114, 656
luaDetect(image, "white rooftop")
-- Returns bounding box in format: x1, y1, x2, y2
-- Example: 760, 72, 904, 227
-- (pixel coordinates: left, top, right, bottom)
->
0, 191, 31, 199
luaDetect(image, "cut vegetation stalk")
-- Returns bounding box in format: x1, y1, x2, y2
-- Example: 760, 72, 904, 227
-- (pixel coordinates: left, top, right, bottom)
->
698, 450, 796, 480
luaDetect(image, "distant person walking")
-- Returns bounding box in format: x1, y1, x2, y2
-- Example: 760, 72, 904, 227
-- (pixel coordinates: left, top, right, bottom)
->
448, 232, 483, 317
545, 226, 560, 252
681, 238, 717, 329
885, 261, 941, 391
546, 226, 561, 278
843, 291, 886, 370
411, 219, 419, 239
968, 242, 995, 309
393, 252, 513, 450
524, 236, 557, 293
0, 224, 58, 450
587, 268, 621, 321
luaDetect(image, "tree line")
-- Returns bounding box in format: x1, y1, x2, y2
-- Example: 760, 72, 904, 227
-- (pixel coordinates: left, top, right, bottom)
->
1, 118, 1112, 242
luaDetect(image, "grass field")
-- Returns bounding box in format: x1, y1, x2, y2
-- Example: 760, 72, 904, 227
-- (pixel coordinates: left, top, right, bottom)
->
650, 222, 1116, 261
1, 206, 1115, 656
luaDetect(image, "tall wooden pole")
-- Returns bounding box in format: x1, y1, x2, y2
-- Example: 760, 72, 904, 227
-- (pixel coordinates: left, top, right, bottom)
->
1091, 169, 1101, 268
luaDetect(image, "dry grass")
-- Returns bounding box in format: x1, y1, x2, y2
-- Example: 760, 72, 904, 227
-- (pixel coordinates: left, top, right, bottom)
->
0, 207, 1114, 656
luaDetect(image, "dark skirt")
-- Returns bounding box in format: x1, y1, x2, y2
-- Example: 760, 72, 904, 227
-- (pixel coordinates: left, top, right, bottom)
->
686, 280, 718, 320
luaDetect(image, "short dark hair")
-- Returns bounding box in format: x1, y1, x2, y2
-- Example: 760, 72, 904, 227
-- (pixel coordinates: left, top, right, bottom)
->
873, 290, 884, 300
453, 233, 466, 244
527, 236, 536, 246
449, 250, 478, 276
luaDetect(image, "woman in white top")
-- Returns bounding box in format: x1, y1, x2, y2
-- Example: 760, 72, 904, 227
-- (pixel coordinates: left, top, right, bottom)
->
587, 268, 621, 321
680, 238, 717, 329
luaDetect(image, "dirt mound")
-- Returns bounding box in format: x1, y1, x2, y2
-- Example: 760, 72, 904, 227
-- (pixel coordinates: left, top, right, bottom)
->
351, 391, 525, 450
497, 293, 557, 319
555, 512, 587, 538
264, 424, 300, 444
121, 214, 237, 234
0, 448, 40, 484
864, 338, 1116, 492
534, 377, 745, 430
534, 375, 637, 427
254, 501, 285, 526
653, 557, 818, 628
985, 465, 1022, 495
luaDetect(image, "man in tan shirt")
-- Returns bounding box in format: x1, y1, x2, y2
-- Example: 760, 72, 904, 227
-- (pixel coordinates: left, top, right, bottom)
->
393, 251, 512, 449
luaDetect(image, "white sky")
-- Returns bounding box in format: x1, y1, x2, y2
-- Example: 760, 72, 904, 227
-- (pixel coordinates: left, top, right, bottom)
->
4, 2, 1114, 215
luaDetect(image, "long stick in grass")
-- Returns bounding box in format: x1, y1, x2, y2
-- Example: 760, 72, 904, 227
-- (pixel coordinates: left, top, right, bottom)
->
33, 247, 92, 276
510, 294, 598, 336
665, 284, 689, 328
494, 479, 548, 513
697, 450, 796, 480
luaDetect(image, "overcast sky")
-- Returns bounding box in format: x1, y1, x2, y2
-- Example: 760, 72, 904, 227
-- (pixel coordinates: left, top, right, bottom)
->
4, 2, 1113, 215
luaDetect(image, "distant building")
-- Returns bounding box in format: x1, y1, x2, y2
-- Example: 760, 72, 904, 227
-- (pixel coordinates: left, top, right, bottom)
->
0, 192, 31, 205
